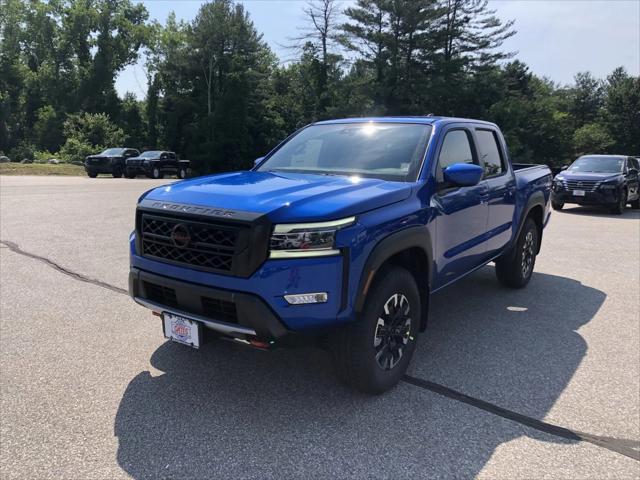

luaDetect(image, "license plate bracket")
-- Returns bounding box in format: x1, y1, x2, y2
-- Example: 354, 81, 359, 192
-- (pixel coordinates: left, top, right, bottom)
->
573, 190, 586, 197
162, 312, 202, 348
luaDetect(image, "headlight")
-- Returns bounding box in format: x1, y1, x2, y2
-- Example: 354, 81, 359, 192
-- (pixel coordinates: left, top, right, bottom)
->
269, 216, 356, 259
599, 183, 618, 189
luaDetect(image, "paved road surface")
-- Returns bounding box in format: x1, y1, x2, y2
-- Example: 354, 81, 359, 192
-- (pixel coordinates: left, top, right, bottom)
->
1, 175, 639, 479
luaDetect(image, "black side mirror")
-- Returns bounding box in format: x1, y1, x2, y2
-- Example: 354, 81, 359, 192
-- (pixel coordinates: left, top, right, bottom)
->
561, 165, 568, 171
253, 157, 264, 167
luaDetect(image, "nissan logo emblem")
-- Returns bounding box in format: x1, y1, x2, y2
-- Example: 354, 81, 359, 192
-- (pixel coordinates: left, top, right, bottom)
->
171, 223, 191, 248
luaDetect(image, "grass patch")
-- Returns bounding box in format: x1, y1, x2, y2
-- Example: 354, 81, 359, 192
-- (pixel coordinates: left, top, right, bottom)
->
0, 163, 85, 176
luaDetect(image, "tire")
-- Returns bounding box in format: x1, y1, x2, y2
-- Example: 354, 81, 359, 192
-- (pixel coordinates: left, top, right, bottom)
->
125, 168, 136, 179
87, 171, 97, 178
610, 189, 627, 215
495, 217, 539, 289
151, 167, 163, 179
551, 201, 564, 211
112, 167, 123, 178
631, 198, 640, 209
331, 266, 420, 394
178, 167, 187, 179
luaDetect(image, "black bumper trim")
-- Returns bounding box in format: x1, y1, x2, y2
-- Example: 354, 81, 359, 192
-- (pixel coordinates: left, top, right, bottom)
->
129, 267, 290, 339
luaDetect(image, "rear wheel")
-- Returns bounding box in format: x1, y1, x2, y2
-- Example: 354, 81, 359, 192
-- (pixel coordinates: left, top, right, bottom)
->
87, 171, 97, 178
331, 266, 420, 394
495, 218, 539, 289
551, 200, 564, 211
125, 168, 136, 179
150, 167, 163, 179
610, 189, 627, 215
112, 167, 123, 178
631, 198, 640, 209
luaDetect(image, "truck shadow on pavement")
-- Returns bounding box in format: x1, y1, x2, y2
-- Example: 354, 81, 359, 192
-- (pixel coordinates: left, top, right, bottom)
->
115, 267, 606, 479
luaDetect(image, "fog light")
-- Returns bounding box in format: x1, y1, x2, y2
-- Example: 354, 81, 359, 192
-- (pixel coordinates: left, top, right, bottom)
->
284, 292, 328, 305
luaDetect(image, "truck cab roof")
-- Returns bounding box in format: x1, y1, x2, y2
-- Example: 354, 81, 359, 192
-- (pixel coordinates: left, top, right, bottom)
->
314, 116, 498, 128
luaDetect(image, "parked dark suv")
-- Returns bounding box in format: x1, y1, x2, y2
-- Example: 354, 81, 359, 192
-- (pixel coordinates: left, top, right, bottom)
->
125, 151, 190, 179
552, 155, 640, 214
85, 148, 140, 178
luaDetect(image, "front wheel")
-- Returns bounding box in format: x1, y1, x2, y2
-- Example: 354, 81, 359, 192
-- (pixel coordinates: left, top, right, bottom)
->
610, 189, 627, 215
551, 200, 564, 211
112, 167, 123, 178
630, 198, 640, 209
87, 171, 97, 178
150, 167, 163, 179
331, 266, 420, 394
125, 168, 136, 179
495, 218, 539, 289
178, 167, 187, 179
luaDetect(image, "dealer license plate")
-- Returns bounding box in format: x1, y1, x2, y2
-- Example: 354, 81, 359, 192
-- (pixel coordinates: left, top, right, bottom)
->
163, 312, 201, 348
573, 190, 586, 197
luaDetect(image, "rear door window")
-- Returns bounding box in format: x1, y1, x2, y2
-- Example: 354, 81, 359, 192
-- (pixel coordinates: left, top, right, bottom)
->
475, 129, 505, 178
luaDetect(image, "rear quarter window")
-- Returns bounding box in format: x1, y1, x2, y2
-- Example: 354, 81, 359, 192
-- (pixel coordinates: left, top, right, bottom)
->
475, 129, 505, 177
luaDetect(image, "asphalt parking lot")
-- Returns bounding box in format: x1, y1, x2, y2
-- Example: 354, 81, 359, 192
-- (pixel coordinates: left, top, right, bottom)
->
1, 175, 639, 479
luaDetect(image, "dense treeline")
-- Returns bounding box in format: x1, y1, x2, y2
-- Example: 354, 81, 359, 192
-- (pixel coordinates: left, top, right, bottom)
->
1, 0, 638, 172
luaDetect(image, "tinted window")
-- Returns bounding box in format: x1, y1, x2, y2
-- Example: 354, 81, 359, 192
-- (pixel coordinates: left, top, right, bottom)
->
101, 148, 125, 156
476, 129, 504, 177
257, 123, 432, 181
437, 130, 474, 181
568, 156, 624, 173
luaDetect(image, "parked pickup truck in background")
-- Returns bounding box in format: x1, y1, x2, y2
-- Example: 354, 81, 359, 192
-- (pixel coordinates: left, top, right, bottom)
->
125, 151, 190, 179
552, 155, 640, 214
85, 148, 139, 178
129, 117, 552, 393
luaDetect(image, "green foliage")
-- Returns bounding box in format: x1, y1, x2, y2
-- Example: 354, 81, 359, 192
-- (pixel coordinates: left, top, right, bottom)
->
1, 0, 638, 172
59, 112, 125, 162
8, 140, 36, 162
573, 123, 614, 156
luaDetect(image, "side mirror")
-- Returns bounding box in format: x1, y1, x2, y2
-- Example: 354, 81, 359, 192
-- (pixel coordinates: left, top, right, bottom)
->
443, 163, 484, 187
253, 157, 264, 167
561, 165, 568, 171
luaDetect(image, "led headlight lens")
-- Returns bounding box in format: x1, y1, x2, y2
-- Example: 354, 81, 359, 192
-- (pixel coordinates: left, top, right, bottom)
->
270, 216, 356, 259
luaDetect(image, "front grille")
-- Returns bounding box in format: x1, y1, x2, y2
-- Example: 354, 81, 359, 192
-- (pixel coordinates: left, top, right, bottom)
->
140, 213, 240, 273
201, 296, 237, 322
143, 281, 178, 307
563, 180, 600, 192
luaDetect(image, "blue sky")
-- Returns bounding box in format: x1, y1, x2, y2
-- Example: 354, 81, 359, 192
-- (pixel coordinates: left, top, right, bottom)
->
115, 0, 640, 98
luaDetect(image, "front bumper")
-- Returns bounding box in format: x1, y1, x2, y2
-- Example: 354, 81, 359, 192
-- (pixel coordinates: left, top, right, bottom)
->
129, 267, 290, 340
552, 188, 621, 206
130, 235, 354, 336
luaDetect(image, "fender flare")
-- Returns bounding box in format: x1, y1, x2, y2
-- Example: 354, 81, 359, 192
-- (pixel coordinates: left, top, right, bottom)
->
354, 226, 433, 314
508, 191, 547, 258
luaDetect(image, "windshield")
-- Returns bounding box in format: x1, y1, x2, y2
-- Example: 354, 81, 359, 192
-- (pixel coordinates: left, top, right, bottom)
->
568, 156, 624, 173
140, 151, 162, 158
256, 123, 432, 181
100, 148, 125, 156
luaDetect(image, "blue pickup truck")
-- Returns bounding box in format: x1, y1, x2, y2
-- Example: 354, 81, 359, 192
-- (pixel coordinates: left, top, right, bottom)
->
129, 117, 552, 393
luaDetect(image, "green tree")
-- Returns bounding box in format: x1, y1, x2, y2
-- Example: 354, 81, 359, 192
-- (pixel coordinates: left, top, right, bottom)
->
33, 105, 63, 152
573, 123, 614, 156
567, 72, 603, 128
59, 112, 125, 162
602, 67, 640, 154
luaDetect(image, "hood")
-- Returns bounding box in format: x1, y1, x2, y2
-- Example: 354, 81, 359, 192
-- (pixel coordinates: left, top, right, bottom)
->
556, 171, 623, 182
144, 171, 413, 223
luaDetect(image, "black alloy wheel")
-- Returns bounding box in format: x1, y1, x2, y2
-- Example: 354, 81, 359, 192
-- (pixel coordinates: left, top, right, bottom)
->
374, 293, 413, 371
